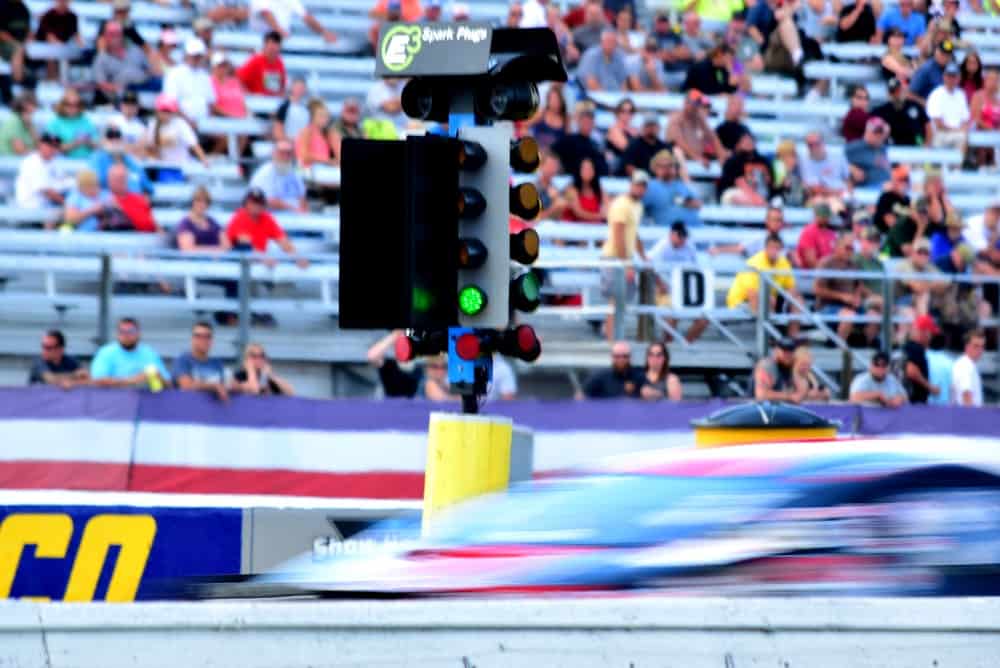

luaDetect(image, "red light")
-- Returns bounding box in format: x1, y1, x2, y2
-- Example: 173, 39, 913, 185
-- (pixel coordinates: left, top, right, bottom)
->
455, 333, 481, 361
395, 335, 415, 362
515, 325, 538, 353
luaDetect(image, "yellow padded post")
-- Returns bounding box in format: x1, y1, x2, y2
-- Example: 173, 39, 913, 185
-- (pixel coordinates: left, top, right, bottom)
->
422, 412, 513, 532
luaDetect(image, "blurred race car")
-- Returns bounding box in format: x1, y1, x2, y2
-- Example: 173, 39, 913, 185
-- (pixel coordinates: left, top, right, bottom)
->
207, 438, 1000, 598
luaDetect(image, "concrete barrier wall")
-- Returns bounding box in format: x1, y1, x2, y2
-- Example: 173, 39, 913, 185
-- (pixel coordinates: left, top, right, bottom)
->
2, 598, 999, 667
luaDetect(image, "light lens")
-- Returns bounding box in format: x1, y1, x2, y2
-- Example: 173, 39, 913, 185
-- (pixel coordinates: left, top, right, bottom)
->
510, 137, 540, 173
458, 285, 487, 316
511, 272, 541, 312
458, 238, 488, 269
455, 333, 481, 361
394, 335, 415, 362
510, 183, 541, 220
511, 324, 541, 362
511, 228, 540, 265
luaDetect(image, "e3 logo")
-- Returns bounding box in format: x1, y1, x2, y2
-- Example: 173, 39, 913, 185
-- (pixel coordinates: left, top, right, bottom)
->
381, 25, 423, 72
0, 513, 157, 602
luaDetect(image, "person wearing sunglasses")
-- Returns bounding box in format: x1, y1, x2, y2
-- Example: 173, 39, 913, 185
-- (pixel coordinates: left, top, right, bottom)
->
849, 351, 907, 408
231, 343, 294, 396
90, 317, 171, 389
28, 330, 88, 389
173, 321, 228, 401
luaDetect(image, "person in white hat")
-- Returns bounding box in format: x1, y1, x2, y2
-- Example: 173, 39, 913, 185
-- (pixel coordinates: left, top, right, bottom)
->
162, 37, 216, 124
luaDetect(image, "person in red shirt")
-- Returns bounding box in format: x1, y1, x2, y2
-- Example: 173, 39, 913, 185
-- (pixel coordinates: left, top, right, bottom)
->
794, 202, 838, 269
236, 31, 286, 97
225, 187, 308, 268
108, 164, 157, 232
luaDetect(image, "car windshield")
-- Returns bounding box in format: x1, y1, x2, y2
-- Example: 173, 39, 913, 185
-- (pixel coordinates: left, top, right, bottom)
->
424, 474, 797, 547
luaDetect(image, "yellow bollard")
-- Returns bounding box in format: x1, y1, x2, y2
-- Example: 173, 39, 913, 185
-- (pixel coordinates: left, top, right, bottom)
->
422, 412, 513, 533
691, 402, 840, 449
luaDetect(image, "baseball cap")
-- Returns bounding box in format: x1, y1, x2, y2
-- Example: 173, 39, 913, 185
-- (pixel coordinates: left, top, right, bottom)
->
871, 351, 890, 366
913, 237, 932, 252
245, 187, 267, 204
813, 202, 833, 219
193, 17, 214, 32
631, 169, 650, 185
913, 314, 941, 334
671, 221, 688, 237
154, 93, 179, 113
944, 62, 960, 75
184, 37, 206, 57
776, 336, 799, 352
866, 116, 888, 133
39, 132, 61, 146
112, 0, 130, 10
210, 51, 229, 67
121, 90, 139, 105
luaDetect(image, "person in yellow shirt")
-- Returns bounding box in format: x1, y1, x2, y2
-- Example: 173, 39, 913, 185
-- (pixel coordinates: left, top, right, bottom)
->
726, 233, 801, 336
679, 0, 745, 22
601, 169, 649, 341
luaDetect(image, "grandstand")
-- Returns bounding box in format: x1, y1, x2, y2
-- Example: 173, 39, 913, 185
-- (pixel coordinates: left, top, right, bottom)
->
1, 0, 999, 402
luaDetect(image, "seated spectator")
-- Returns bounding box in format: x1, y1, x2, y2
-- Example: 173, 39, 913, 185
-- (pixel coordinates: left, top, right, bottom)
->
682, 43, 739, 96
249, 0, 337, 43
952, 329, 986, 406
718, 132, 771, 206
173, 321, 228, 401
193, 17, 217, 59
849, 351, 908, 407
605, 99, 638, 174
800, 131, 852, 203
875, 0, 927, 46
902, 314, 942, 403
535, 149, 567, 220
644, 150, 701, 229
486, 353, 518, 401
712, 204, 787, 257
881, 28, 915, 82
96, 0, 147, 53
545, 3, 580, 66
210, 52, 247, 119
896, 237, 949, 320
927, 62, 970, 152
911, 40, 955, 103
154, 27, 181, 75
960, 51, 983, 102
295, 98, 335, 167
727, 234, 802, 332
0, 0, 30, 88
579, 341, 644, 399
62, 168, 113, 232
15, 133, 69, 211
885, 197, 930, 257
29, 329, 87, 388
753, 337, 803, 403
528, 85, 568, 152
231, 342, 295, 396
794, 203, 838, 269
874, 165, 911, 233
176, 186, 230, 252
856, 226, 886, 295
846, 117, 891, 188
107, 164, 157, 232
931, 211, 974, 273
577, 29, 629, 91
145, 95, 209, 175
601, 172, 649, 340
34, 0, 82, 81
105, 90, 147, 155
714, 94, 751, 152
772, 139, 806, 207
746, 0, 777, 50
45, 89, 97, 158
552, 101, 609, 178
761, 0, 813, 79
611, 6, 637, 55
329, 97, 364, 162
967, 194, 1000, 257
841, 84, 871, 142
677, 11, 714, 65
639, 342, 682, 401
93, 20, 159, 103
272, 77, 309, 143
620, 115, 667, 177
0, 91, 37, 156
726, 8, 764, 82
571, 1, 608, 53
226, 187, 308, 267
835, 0, 877, 44
90, 126, 154, 196
668, 90, 726, 167
647, 222, 710, 343
249, 139, 307, 212
815, 231, 881, 346
872, 77, 931, 147
628, 36, 667, 92
163, 38, 216, 125
562, 157, 607, 223
970, 68, 1000, 166
364, 77, 405, 137
90, 317, 171, 389
792, 346, 830, 402
237, 31, 286, 97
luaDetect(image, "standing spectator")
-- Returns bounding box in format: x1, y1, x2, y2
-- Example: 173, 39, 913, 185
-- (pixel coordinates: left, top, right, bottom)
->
794, 203, 838, 269
638, 342, 682, 401
792, 347, 830, 402
753, 337, 802, 403
176, 186, 230, 252
727, 234, 802, 339
0, 0, 30, 88
15, 133, 68, 210
249, 139, 307, 212
874, 165, 912, 233
605, 99, 638, 174
577, 29, 629, 91
226, 187, 308, 267
881, 28, 915, 81
0, 91, 37, 156
714, 94, 751, 152
271, 77, 309, 143
643, 150, 701, 229
903, 314, 942, 404
486, 354, 518, 401
231, 342, 295, 396
210, 52, 248, 119
249, 0, 337, 43
841, 84, 871, 142
163, 38, 216, 125
872, 77, 932, 146
911, 40, 955, 103
718, 132, 772, 206
105, 91, 147, 156
667, 90, 726, 167
62, 168, 113, 231
145, 94, 209, 172
562, 157, 607, 223
28, 330, 87, 388
849, 351, 908, 407
647, 222, 710, 343
927, 62, 971, 152
528, 85, 568, 151
682, 43, 739, 96
34, 0, 82, 81
875, 0, 926, 46
835, 0, 877, 44
45, 89, 97, 158
93, 20, 159, 102
571, 1, 608, 53
601, 171, 649, 340
535, 149, 566, 220
815, 231, 881, 345
801, 131, 852, 204
295, 98, 335, 167
620, 115, 667, 177
236, 31, 286, 97
580, 341, 644, 399
552, 101, 609, 178
951, 329, 985, 406
846, 117, 892, 188
628, 36, 667, 92
107, 163, 157, 232
173, 321, 228, 401
90, 318, 171, 389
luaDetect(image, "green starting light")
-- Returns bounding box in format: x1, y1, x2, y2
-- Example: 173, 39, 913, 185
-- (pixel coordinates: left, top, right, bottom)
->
457, 284, 487, 316
511, 272, 541, 313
